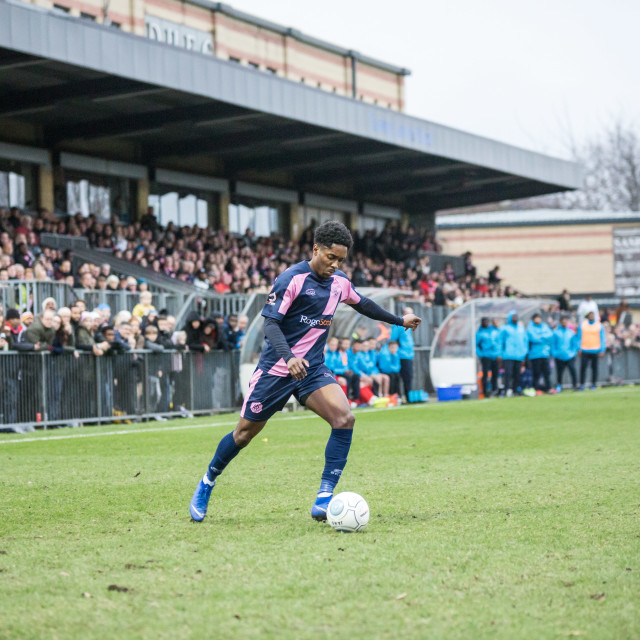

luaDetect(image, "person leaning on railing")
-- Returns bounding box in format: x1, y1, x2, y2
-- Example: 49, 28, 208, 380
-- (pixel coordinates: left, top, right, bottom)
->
23, 308, 56, 351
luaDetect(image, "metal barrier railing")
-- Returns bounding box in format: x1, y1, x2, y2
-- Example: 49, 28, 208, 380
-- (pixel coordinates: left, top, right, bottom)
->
75, 289, 185, 317
0, 280, 250, 325
0, 280, 78, 314
0, 350, 242, 433
392, 301, 449, 347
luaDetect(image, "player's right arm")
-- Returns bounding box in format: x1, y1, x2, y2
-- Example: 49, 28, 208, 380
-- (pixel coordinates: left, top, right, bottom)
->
263, 318, 308, 380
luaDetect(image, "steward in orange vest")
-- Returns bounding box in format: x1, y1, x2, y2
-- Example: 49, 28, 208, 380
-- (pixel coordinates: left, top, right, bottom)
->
576, 311, 605, 389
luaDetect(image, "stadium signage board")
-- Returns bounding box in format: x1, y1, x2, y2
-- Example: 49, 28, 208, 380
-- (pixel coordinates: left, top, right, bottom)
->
145, 16, 214, 54
613, 227, 640, 296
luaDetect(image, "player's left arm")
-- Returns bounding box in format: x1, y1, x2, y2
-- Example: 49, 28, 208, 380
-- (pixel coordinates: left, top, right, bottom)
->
348, 297, 421, 331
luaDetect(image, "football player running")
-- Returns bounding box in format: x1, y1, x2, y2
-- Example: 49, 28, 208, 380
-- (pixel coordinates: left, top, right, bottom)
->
189, 221, 421, 522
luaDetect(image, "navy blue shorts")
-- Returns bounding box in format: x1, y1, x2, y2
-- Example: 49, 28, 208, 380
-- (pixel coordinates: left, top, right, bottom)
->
241, 363, 338, 422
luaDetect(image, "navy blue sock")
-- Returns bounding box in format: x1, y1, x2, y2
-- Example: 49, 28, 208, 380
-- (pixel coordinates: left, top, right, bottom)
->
319, 428, 353, 493
206, 432, 241, 483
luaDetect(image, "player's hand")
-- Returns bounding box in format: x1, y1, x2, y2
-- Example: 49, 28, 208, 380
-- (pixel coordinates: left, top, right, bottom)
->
287, 357, 309, 380
403, 314, 421, 331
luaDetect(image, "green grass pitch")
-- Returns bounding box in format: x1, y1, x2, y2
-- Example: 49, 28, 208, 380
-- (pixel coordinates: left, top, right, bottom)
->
1, 388, 639, 639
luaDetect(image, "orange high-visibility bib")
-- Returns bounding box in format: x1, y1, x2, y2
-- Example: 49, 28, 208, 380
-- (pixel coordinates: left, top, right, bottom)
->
580, 320, 602, 350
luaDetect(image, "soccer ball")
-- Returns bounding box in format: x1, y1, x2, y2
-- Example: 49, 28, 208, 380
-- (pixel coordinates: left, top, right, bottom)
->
326, 492, 369, 532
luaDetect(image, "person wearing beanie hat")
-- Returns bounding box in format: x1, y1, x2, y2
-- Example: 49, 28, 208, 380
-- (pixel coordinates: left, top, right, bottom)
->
21, 311, 34, 327
5, 308, 21, 323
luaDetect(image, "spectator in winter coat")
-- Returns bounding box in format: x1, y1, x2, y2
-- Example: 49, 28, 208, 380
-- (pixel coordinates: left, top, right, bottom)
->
76, 312, 107, 356
24, 308, 56, 350
527, 313, 553, 392
3, 308, 32, 351
202, 319, 222, 351
499, 310, 529, 396
476, 317, 501, 397
576, 311, 606, 389
183, 311, 209, 352
143, 324, 164, 352
552, 315, 578, 391
221, 314, 238, 351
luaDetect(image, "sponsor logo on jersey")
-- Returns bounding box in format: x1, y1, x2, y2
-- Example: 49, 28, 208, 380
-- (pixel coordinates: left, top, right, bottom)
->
266, 292, 276, 306
324, 372, 334, 378
305, 288, 316, 296
299, 315, 332, 328
250, 401, 263, 413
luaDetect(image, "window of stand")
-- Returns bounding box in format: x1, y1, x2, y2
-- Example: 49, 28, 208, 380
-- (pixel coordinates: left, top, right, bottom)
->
57, 170, 134, 222
148, 184, 213, 228
229, 197, 281, 238
0, 160, 38, 210
301, 206, 346, 230
358, 215, 388, 234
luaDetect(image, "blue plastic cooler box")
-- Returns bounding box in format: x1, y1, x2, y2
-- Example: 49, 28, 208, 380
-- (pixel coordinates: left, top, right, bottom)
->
436, 386, 463, 402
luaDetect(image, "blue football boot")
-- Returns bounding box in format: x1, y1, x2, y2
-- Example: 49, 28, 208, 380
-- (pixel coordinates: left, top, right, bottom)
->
189, 475, 215, 522
311, 490, 333, 521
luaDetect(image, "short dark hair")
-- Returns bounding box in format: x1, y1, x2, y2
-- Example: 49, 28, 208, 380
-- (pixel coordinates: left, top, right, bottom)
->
313, 221, 353, 250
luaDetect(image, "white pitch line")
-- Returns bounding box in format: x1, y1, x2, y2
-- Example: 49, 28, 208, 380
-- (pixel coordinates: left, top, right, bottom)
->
1, 387, 635, 445
0, 402, 428, 445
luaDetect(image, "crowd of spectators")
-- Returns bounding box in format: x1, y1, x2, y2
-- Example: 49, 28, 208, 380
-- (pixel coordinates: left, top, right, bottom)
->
0, 295, 248, 357
0, 291, 249, 423
0, 205, 526, 309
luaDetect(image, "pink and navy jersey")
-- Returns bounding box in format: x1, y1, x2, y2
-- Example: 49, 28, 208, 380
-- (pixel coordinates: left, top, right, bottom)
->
260, 260, 361, 376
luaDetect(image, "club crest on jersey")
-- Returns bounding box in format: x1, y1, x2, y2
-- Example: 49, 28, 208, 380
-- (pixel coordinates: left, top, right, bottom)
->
266, 292, 276, 306
305, 288, 316, 296
250, 402, 263, 413
330, 284, 341, 298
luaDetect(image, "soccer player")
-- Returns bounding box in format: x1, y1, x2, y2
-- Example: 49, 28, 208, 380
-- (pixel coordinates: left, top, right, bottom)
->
189, 221, 421, 522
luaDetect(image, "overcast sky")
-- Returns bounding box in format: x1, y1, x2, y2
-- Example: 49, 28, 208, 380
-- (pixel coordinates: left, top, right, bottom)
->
229, 0, 639, 160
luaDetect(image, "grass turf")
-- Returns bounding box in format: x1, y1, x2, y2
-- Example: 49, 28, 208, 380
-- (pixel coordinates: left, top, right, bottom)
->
1, 387, 639, 639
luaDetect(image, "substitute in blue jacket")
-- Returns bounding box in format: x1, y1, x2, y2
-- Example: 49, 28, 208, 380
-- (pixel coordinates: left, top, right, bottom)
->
378, 340, 401, 395
576, 310, 606, 389
552, 315, 578, 391
527, 313, 553, 392
499, 310, 529, 396
476, 317, 500, 397
390, 305, 415, 401
354, 339, 389, 396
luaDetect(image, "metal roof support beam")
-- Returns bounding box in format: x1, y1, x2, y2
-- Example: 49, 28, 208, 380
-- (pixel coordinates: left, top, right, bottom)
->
223, 137, 378, 173
426, 180, 558, 211
0, 77, 157, 117
45, 102, 257, 144
145, 123, 322, 161
392, 174, 515, 198
0, 53, 47, 70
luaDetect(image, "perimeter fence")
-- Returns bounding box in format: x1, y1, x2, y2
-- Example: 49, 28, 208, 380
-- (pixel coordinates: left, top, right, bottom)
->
0, 350, 241, 433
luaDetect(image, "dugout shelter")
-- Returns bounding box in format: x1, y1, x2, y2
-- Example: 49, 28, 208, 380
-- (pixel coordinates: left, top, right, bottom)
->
429, 297, 555, 391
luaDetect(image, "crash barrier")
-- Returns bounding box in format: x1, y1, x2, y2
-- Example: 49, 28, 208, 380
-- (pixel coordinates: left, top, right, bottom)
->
0, 280, 250, 324
0, 349, 241, 433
